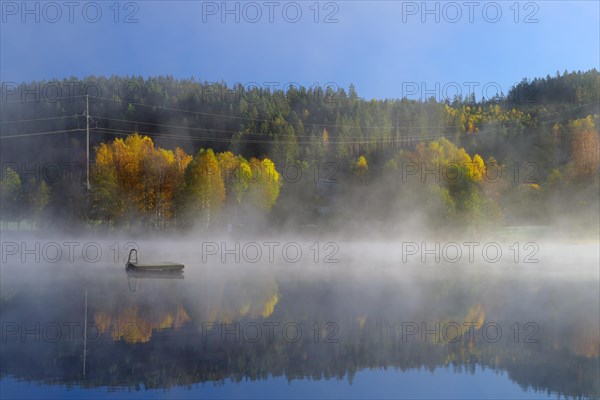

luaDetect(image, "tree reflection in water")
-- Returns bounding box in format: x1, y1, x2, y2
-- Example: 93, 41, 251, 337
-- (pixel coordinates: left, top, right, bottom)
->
0, 259, 598, 398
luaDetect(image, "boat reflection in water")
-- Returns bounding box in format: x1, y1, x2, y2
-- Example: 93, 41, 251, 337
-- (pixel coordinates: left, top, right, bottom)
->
0, 252, 598, 399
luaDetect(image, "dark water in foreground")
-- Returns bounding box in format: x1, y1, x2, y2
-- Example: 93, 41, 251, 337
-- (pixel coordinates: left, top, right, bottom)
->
1, 240, 599, 399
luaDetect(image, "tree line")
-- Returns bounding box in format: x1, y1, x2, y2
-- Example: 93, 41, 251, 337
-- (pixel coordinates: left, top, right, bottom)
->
0, 69, 598, 232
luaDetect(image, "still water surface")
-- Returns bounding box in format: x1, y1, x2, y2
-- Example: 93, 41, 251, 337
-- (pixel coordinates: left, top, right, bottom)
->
1, 240, 598, 399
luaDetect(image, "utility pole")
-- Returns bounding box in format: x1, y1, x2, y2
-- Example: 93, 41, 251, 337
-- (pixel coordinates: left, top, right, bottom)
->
86, 95, 90, 190
395, 109, 399, 150
83, 287, 87, 377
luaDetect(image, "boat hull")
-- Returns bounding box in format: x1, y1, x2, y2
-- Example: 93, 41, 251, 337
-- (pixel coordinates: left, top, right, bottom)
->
126, 262, 184, 272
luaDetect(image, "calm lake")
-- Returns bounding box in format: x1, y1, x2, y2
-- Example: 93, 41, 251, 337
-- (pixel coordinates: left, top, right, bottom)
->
1, 239, 598, 399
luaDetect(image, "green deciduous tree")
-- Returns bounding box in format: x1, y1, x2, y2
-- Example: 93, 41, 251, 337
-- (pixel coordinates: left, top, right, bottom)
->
0, 168, 24, 229
29, 180, 50, 229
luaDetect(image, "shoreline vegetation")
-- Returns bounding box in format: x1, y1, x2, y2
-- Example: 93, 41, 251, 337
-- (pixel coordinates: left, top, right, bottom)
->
1, 70, 598, 238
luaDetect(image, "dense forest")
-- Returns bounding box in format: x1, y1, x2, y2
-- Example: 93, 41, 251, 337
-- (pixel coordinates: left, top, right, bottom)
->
1, 69, 598, 235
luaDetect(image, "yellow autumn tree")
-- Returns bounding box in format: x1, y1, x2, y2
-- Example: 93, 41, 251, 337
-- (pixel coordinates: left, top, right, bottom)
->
569, 115, 600, 177
217, 151, 239, 185
470, 154, 486, 182
180, 148, 226, 228
216, 151, 240, 207
412, 138, 485, 184
408, 138, 496, 228
322, 128, 330, 154
144, 147, 191, 228
216, 151, 255, 226
354, 155, 368, 177
233, 156, 253, 205
91, 134, 191, 228
248, 157, 282, 212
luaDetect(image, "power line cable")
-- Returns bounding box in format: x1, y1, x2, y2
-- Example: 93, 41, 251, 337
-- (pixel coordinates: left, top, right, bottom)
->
0, 128, 82, 139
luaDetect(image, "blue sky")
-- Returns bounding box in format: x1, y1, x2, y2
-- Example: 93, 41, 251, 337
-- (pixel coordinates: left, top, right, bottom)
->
1, 1, 598, 100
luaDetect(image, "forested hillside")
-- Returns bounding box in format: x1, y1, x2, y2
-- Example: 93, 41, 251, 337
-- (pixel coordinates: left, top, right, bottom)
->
1, 69, 598, 235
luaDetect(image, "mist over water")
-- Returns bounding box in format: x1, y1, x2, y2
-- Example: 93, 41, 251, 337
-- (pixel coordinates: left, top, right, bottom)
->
1, 231, 599, 398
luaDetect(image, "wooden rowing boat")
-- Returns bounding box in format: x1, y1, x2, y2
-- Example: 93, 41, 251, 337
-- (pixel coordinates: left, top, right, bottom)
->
125, 249, 184, 272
